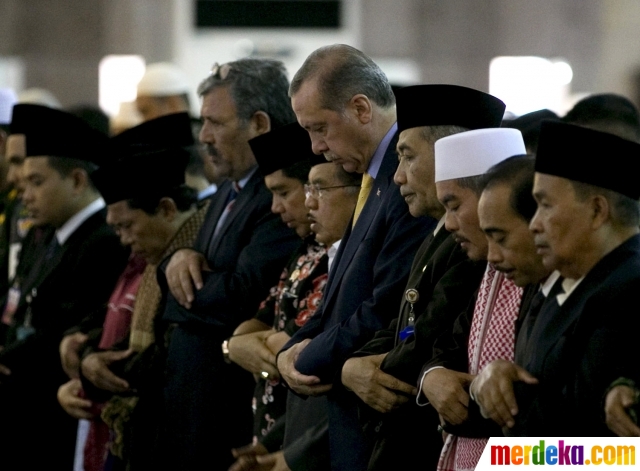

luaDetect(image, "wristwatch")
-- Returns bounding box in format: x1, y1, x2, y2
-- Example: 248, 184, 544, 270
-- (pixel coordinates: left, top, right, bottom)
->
222, 337, 232, 364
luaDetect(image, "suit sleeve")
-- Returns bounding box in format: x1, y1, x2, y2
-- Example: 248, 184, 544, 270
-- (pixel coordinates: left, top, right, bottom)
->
160, 210, 300, 335
292, 195, 433, 382
380, 258, 485, 384
420, 291, 477, 375
0, 230, 128, 373
352, 318, 399, 357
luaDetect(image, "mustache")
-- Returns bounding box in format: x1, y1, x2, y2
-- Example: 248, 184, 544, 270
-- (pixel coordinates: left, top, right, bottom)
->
205, 144, 219, 157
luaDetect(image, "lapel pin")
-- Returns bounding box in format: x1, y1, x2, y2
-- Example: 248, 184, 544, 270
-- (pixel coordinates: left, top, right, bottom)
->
376, 188, 381, 197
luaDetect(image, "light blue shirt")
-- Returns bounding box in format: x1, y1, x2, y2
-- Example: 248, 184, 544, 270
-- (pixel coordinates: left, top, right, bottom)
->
366, 122, 398, 178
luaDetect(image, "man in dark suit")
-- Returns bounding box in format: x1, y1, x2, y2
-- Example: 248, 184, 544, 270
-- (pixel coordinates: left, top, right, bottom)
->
0, 104, 129, 470
340, 85, 504, 470
467, 155, 556, 430
276, 45, 435, 471
159, 59, 300, 471
472, 121, 640, 437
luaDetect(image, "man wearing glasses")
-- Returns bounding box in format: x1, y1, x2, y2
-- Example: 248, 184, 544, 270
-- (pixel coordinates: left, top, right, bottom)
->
159, 59, 300, 471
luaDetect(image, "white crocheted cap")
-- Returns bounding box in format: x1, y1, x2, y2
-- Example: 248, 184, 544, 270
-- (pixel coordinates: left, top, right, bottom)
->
435, 128, 526, 182
0, 88, 18, 125
136, 62, 190, 97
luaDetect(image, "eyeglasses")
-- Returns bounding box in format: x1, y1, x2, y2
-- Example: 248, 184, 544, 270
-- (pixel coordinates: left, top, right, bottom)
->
210, 62, 257, 81
304, 184, 360, 199
210, 62, 233, 80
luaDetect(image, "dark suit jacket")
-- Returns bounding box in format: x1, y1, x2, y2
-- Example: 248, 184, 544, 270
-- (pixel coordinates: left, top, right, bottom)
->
0, 207, 129, 470
511, 234, 640, 437
282, 132, 436, 471
419, 273, 539, 438
160, 171, 300, 471
355, 227, 451, 360
355, 233, 486, 471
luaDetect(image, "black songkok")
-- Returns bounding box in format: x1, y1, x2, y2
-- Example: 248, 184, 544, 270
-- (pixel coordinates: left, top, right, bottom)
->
535, 120, 640, 200
92, 113, 193, 204
249, 122, 325, 176
396, 84, 506, 133
12, 104, 110, 165
112, 112, 193, 154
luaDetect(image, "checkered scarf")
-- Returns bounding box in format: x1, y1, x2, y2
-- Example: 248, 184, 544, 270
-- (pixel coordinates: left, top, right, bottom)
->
438, 265, 523, 471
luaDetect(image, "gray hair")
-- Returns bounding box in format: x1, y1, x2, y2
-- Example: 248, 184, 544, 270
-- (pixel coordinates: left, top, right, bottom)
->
571, 181, 640, 228
198, 58, 295, 129
289, 44, 395, 112
420, 125, 469, 144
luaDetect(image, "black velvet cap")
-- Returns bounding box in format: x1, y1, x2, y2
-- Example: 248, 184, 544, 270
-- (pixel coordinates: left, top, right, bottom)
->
92, 113, 193, 204
111, 112, 194, 155
535, 120, 640, 199
12, 104, 110, 165
92, 150, 189, 204
249, 122, 325, 176
396, 85, 506, 133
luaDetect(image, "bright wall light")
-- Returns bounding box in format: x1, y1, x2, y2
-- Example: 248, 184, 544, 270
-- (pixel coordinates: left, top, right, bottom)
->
489, 56, 573, 116
99, 55, 146, 117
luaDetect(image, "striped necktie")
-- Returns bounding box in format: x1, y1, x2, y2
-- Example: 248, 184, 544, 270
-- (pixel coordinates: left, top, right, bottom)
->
352, 172, 374, 228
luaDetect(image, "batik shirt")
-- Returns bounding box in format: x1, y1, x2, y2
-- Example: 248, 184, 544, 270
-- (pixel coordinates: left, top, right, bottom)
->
252, 238, 328, 444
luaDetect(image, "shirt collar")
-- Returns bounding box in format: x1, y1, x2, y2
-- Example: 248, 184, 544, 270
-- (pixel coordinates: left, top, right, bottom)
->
556, 275, 585, 306
56, 198, 105, 245
540, 270, 562, 297
433, 216, 446, 236
327, 239, 342, 271
366, 122, 397, 179
236, 166, 257, 191
198, 183, 217, 200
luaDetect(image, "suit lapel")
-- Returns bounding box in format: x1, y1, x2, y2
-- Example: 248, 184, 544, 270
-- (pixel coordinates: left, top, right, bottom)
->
208, 172, 261, 256
321, 133, 399, 309
195, 180, 232, 253
395, 228, 450, 325
21, 210, 104, 302
524, 236, 640, 371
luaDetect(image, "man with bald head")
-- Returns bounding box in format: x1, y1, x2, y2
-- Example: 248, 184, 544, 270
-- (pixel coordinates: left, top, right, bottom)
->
277, 44, 434, 470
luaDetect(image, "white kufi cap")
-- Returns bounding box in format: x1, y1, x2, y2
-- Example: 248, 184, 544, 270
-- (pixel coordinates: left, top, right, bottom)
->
137, 62, 190, 97
0, 88, 18, 125
435, 128, 526, 182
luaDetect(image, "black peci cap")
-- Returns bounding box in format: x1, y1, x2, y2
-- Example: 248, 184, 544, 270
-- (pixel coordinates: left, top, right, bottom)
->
91, 150, 189, 205
535, 120, 640, 200
396, 84, 506, 133
12, 104, 110, 165
249, 122, 325, 176
111, 112, 194, 155
92, 113, 194, 204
